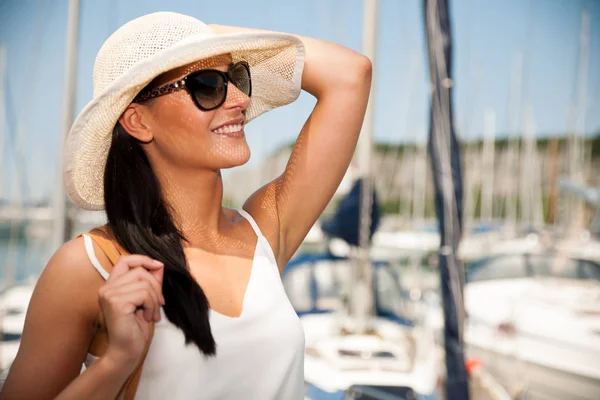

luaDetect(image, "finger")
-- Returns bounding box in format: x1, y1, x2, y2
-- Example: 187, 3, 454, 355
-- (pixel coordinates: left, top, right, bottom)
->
102, 281, 161, 321
109, 267, 164, 304
110, 256, 164, 282
102, 285, 160, 322
109, 255, 164, 281
100, 289, 154, 323
151, 263, 164, 287
134, 308, 153, 340
140, 263, 164, 289
104, 280, 160, 310
153, 307, 162, 322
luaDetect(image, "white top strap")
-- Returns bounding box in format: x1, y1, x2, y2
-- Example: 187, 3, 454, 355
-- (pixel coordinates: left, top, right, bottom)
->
237, 209, 264, 238
82, 234, 110, 280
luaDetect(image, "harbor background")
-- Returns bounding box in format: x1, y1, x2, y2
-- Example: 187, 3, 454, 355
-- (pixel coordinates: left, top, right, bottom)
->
1, 1, 599, 399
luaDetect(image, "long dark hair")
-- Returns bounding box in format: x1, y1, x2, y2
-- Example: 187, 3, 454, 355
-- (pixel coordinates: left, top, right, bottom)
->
103, 122, 216, 356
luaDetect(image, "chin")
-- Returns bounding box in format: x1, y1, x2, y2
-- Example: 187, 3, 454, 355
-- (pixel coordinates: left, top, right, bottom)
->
201, 139, 251, 169
218, 151, 251, 169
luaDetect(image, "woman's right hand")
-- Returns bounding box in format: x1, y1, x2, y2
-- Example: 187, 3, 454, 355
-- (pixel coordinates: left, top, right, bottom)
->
98, 255, 165, 371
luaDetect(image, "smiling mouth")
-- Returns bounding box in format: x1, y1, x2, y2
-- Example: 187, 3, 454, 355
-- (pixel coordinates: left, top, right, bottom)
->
211, 123, 244, 137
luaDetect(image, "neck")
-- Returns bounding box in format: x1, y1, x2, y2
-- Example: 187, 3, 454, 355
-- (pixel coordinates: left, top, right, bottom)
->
154, 165, 227, 246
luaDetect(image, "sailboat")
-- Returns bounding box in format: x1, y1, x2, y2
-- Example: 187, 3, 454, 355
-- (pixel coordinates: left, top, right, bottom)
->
283, 176, 443, 399
463, 241, 600, 400
286, 265, 442, 400
287, 1, 522, 399
282, 1, 452, 398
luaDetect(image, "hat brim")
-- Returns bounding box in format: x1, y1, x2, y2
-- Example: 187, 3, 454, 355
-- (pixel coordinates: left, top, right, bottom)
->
64, 31, 305, 211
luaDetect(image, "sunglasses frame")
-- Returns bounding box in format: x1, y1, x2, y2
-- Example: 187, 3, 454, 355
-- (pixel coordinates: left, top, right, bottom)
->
134, 61, 252, 111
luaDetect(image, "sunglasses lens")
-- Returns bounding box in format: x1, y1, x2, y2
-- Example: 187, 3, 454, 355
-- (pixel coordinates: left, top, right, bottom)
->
229, 63, 251, 97
187, 62, 251, 111
189, 71, 227, 110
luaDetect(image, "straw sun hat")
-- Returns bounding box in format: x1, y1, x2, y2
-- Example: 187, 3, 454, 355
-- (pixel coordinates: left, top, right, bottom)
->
64, 11, 305, 211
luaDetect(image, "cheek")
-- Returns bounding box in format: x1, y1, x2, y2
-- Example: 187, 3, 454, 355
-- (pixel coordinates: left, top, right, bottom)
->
153, 95, 213, 151
151, 96, 250, 166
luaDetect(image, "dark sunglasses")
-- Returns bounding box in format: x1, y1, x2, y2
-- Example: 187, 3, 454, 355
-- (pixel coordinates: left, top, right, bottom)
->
134, 61, 252, 111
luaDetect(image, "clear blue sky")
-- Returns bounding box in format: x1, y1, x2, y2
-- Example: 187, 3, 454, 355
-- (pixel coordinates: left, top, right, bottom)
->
0, 0, 599, 203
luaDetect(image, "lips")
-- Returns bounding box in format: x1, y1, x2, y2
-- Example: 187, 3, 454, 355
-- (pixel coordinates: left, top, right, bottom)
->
212, 124, 244, 135
211, 118, 245, 137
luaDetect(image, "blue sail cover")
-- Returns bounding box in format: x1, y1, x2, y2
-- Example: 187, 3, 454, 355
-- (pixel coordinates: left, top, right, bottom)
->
321, 178, 381, 246
422, 0, 470, 398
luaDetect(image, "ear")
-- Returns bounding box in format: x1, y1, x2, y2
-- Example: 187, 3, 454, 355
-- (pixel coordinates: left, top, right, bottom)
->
119, 103, 153, 143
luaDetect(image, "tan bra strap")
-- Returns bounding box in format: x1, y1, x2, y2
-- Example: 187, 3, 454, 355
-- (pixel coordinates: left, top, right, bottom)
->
77, 227, 153, 399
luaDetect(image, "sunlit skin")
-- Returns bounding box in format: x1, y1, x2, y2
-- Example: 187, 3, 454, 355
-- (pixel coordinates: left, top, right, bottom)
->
120, 54, 258, 318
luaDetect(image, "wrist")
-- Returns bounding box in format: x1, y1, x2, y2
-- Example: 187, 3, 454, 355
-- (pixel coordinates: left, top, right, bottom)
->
101, 348, 140, 376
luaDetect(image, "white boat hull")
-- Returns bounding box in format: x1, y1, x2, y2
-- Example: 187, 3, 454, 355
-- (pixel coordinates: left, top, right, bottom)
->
468, 344, 600, 400
301, 314, 442, 399
465, 278, 600, 399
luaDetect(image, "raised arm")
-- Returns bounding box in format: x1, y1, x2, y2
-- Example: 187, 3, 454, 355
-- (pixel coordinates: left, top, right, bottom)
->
212, 25, 372, 266
276, 36, 371, 262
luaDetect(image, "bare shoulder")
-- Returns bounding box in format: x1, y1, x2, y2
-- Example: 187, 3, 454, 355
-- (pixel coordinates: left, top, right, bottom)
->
28, 235, 107, 332
0, 236, 108, 398
40, 236, 107, 299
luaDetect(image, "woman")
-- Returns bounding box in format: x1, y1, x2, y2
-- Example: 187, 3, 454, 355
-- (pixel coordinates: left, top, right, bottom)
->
1, 11, 371, 400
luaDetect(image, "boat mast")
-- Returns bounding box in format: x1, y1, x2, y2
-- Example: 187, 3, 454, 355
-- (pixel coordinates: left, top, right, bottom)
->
481, 109, 496, 223
505, 54, 523, 235
0, 44, 6, 203
568, 10, 590, 233
423, 0, 469, 398
351, 0, 378, 334
412, 128, 427, 228
51, 0, 80, 251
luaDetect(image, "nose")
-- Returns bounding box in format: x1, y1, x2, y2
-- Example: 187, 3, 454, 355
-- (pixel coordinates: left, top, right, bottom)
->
222, 82, 250, 111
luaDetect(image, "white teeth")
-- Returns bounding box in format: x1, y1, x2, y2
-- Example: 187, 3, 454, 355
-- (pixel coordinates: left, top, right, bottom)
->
212, 124, 243, 135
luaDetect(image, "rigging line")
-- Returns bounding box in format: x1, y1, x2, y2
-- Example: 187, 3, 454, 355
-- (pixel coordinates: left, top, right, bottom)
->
590, 52, 600, 130
3, 80, 23, 197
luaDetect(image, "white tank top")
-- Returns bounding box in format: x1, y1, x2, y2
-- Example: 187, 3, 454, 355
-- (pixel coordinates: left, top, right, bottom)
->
82, 210, 305, 399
